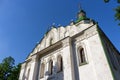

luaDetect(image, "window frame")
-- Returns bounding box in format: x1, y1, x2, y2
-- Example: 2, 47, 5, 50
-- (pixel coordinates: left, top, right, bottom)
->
48, 59, 53, 75
77, 45, 88, 66
57, 55, 63, 73
39, 63, 45, 78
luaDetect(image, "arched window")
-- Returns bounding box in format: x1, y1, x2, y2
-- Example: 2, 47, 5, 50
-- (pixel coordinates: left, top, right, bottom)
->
79, 47, 86, 65
40, 63, 45, 78
50, 38, 53, 45
48, 60, 53, 75
57, 55, 63, 72
27, 68, 30, 80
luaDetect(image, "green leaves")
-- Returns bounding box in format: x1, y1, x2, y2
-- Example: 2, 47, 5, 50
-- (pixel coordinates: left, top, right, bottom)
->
104, 0, 109, 3
115, 6, 120, 25
118, 0, 120, 3
103, 0, 120, 25
0, 56, 21, 80
104, 0, 120, 3
115, 6, 120, 20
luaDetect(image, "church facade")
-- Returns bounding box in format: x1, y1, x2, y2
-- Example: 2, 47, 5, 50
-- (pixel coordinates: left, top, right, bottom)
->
19, 10, 120, 80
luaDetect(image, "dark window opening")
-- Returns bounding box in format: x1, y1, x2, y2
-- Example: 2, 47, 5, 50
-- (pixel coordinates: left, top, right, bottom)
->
79, 48, 86, 65
57, 55, 63, 72
40, 63, 45, 78
49, 60, 53, 75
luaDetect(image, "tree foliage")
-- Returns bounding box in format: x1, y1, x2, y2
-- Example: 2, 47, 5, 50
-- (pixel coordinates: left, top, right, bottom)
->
0, 56, 21, 80
104, 0, 120, 3
115, 6, 120, 25
104, 0, 120, 25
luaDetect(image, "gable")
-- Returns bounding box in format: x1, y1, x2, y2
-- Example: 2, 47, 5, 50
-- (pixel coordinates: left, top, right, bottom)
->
27, 20, 94, 59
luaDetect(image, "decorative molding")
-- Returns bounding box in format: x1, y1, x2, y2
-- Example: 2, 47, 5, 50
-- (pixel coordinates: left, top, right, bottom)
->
26, 20, 96, 60
21, 63, 27, 69
62, 37, 71, 47
31, 55, 38, 62
75, 42, 89, 66
74, 25, 98, 44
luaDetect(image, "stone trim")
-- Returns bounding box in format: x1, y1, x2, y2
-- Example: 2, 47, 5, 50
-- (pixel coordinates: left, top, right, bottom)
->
76, 42, 89, 66
73, 25, 98, 44
62, 37, 71, 48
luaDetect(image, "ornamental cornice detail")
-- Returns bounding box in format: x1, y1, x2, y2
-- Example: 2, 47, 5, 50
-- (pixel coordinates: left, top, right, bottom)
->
74, 25, 98, 44
26, 20, 95, 59
62, 37, 71, 47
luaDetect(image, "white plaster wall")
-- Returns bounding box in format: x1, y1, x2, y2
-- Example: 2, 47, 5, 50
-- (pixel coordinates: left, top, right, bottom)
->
37, 38, 74, 80
30, 20, 94, 56
74, 39, 97, 80
19, 68, 25, 80
73, 25, 115, 80
25, 67, 30, 80
22, 62, 31, 80
19, 20, 119, 80
19, 63, 26, 80
29, 57, 39, 80
59, 26, 66, 40
101, 35, 120, 80
38, 47, 64, 80
62, 44, 73, 80
87, 34, 113, 80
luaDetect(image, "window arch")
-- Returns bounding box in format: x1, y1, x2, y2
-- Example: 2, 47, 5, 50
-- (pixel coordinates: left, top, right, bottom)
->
57, 55, 63, 72
78, 47, 86, 65
50, 38, 53, 45
40, 63, 45, 78
48, 60, 53, 75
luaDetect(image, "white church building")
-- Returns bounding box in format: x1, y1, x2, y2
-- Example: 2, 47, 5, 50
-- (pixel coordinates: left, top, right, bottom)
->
19, 10, 120, 80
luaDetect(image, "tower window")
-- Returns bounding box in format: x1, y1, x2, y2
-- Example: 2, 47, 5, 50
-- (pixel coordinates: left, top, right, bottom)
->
48, 60, 53, 75
40, 63, 45, 78
78, 47, 86, 65
57, 55, 63, 72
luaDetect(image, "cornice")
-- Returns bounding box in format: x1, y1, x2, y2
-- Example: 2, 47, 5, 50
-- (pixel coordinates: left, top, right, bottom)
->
62, 37, 71, 48
73, 24, 98, 44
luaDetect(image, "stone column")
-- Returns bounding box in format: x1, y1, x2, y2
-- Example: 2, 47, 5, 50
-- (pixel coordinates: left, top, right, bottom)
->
29, 55, 39, 80
62, 37, 75, 80
19, 63, 26, 80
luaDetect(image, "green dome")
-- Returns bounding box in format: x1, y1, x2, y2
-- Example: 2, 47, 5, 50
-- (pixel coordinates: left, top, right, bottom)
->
75, 10, 88, 23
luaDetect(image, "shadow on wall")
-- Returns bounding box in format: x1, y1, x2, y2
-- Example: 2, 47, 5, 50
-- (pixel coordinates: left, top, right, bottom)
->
45, 62, 64, 80
72, 42, 80, 80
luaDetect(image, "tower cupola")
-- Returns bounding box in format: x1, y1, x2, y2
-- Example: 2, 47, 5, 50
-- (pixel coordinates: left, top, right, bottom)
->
77, 10, 86, 18
75, 10, 88, 23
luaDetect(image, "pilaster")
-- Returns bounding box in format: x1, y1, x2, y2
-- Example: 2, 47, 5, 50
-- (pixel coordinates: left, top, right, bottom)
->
29, 55, 39, 80
19, 63, 26, 80
61, 37, 75, 80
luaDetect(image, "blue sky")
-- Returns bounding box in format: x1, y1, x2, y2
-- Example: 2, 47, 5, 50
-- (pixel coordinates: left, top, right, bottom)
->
0, 0, 120, 64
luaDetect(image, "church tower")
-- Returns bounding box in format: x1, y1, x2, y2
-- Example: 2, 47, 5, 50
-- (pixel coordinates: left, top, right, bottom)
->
19, 9, 120, 80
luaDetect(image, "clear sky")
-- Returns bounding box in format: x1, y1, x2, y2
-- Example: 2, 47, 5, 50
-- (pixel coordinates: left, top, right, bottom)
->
0, 0, 120, 64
